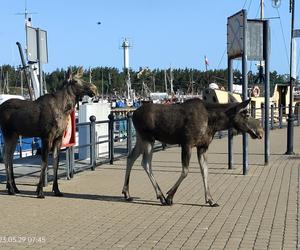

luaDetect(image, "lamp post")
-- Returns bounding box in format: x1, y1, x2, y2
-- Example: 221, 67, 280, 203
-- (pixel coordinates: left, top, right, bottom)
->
286, 0, 295, 155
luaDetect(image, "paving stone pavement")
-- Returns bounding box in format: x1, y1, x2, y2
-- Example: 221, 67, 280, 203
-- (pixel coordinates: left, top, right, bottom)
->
0, 127, 299, 249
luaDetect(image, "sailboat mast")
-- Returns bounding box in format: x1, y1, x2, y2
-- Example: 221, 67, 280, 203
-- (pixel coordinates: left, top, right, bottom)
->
164, 70, 168, 93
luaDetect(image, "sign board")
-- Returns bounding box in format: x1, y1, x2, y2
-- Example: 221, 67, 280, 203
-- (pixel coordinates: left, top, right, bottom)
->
26, 26, 48, 63
26, 26, 37, 62
38, 30, 48, 63
227, 10, 246, 59
246, 20, 264, 61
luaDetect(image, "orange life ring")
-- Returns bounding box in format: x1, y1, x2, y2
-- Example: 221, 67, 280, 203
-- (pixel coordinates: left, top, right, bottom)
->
251, 86, 260, 97
62, 115, 72, 146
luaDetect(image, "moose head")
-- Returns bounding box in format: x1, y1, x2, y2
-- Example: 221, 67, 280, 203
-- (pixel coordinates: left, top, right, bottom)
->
67, 67, 98, 98
226, 99, 263, 139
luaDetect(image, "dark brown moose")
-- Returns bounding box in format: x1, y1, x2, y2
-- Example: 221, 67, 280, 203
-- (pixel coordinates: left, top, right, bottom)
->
122, 98, 263, 206
0, 67, 98, 198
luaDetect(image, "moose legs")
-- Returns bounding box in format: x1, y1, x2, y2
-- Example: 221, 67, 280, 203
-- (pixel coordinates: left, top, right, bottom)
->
197, 148, 218, 207
122, 141, 142, 201
36, 140, 49, 198
141, 141, 167, 204
51, 138, 63, 196
4, 134, 19, 195
122, 136, 167, 204
165, 145, 191, 205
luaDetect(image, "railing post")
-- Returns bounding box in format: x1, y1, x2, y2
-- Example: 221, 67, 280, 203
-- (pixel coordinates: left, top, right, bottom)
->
19, 138, 22, 158
270, 104, 274, 130
127, 112, 132, 156
279, 104, 283, 129
66, 147, 70, 180
66, 148, 70, 180
251, 106, 255, 119
108, 113, 115, 165
218, 131, 223, 139
44, 165, 48, 187
90, 115, 96, 171
66, 146, 74, 179
261, 103, 265, 128
69, 146, 74, 178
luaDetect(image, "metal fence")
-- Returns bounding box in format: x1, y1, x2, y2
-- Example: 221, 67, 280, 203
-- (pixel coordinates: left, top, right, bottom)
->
4, 105, 300, 184
63, 105, 300, 178
253, 104, 300, 129
48, 112, 164, 182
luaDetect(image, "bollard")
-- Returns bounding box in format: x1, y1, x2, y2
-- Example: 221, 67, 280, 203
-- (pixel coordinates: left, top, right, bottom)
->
270, 104, 274, 130
90, 115, 96, 170
108, 113, 115, 164
127, 112, 133, 156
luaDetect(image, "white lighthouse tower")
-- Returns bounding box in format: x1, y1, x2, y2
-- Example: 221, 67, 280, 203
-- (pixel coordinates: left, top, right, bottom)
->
122, 38, 132, 100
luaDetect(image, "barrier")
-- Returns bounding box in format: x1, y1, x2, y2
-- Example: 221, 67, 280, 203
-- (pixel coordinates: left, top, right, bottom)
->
4, 105, 300, 183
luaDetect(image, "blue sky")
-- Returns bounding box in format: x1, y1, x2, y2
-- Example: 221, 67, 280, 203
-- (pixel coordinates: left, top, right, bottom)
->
0, 0, 299, 75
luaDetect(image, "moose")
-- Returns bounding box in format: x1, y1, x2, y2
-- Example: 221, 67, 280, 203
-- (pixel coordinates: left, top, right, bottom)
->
0, 67, 98, 198
122, 98, 263, 206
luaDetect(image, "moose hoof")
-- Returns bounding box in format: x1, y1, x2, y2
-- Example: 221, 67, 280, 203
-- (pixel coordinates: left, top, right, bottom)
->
207, 200, 219, 207
7, 189, 15, 195
122, 191, 133, 202
36, 189, 45, 199
125, 197, 133, 202
37, 193, 45, 199
165, 195, 173, 206
12, 185, 20, 194
6, 184, 17, 195
158, 196, 168, 206
54, 191, 63, 197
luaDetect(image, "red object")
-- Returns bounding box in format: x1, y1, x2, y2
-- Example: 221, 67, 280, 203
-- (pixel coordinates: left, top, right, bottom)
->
61, 110, 76, 148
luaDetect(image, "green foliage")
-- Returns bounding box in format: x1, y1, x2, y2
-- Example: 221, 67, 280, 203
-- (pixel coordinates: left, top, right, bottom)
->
45, 68, 66, 92
0, 64, 297, 97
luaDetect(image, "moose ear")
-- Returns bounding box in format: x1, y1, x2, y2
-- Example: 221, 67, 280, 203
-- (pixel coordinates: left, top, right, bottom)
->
226, 99, 251, 116
75, 66, 84, 78
67, 68, 73, 82
238, 99, 251, 111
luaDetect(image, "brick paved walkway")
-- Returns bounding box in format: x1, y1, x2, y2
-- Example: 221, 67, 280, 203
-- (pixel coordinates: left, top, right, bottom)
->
0, 127, 299, 249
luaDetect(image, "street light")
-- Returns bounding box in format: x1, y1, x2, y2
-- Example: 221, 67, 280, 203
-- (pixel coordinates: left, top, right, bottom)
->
286, 0, 295, 155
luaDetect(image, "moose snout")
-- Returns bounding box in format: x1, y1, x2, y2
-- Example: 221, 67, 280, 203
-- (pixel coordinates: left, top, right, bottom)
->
88, 84, 99, 97
257, 129, 263, 139
251, 127, 263, 139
